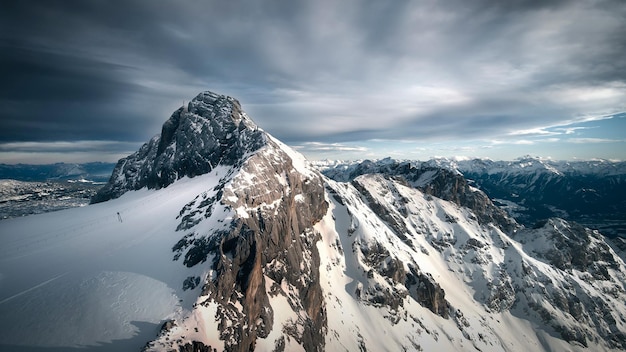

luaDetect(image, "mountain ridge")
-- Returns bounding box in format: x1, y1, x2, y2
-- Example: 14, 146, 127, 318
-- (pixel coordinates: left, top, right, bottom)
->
318, 157, 626, 239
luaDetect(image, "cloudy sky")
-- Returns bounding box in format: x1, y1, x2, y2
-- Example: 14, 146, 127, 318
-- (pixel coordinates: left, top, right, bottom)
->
1, 0, 625, 164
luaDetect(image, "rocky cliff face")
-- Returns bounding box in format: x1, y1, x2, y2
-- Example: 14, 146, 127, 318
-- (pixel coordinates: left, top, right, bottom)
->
510, 218, 626, 348
121, 92, 330, 351
92, 92, 265, 203
192, 145, 328, 351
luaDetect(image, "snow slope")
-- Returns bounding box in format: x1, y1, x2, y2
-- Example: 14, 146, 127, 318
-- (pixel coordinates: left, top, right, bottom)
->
315, 175, 626, 351
0, 168, 233, 351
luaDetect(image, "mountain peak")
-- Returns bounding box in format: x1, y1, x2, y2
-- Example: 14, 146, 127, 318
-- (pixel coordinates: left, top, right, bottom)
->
189, 91, 257, 128
92, 91, 267, 203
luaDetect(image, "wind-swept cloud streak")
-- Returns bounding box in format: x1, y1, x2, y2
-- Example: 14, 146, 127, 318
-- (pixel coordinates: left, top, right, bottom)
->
0, 0, 624, 162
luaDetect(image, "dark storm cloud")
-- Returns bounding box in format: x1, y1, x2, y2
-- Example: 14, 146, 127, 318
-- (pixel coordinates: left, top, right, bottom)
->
0, 1, 170, 143
0, 47, 134, 102
0, 45, 149, 141
0, 0, 624, 162
0, 0, 311, 146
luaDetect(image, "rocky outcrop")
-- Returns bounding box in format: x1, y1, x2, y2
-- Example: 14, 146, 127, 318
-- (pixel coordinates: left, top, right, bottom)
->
102, 91, 330, 351
178, 341, 213, 352
170, 142, 329, 351
406, 265, 450, 318
522, 218, 619, 278
411, 167, 518, 233
511, 217, 626, 348
610, 236, 626, 262
352, 177, 413, 248
92, 91, 266, 203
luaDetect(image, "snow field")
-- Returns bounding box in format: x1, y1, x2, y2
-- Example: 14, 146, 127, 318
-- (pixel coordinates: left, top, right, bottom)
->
0, 169, 231, 350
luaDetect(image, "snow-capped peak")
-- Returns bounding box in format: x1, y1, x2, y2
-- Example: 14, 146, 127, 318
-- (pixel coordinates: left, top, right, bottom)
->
92, 91, 267, 203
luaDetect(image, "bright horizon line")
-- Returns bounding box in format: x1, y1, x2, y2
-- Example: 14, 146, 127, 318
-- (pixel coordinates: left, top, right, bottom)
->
0, 152, 622, 166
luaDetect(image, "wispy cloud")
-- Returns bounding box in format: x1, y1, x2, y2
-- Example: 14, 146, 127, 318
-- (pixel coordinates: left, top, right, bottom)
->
553, 126, 594, 135
506, 114, 618, 139
0, 140, 141, 153
567, 138, 624, 144
490, 139, 536, 145
508, 128, 559, 137
293, 142, 368, 153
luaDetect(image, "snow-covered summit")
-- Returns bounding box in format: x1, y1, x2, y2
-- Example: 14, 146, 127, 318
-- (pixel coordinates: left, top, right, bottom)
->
92, 91, 267, 203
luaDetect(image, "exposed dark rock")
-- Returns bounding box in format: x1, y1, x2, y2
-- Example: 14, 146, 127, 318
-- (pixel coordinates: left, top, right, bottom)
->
365, 284, 406, 311
358, 242, 409, 311
160, 320, 176, 335
92, 92, 266, 203
607, 332, 626, 350
609, 236, 626, 262
554, 325, 588, 347
464, 238, 486, 249
178, 341, 213, 352
191, 145, 329, 352
183, 276, 201, 291
183, 237, 216, 268
412, 167, 517, 233
406, 264, 450, 318
430, 236, 457, 252
414, 272, 449, 318
486, 271, 515, 312
272, 336, 286, 352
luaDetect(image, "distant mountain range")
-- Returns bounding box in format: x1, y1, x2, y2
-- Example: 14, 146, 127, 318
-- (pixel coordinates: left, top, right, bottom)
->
454, 157, 626, 239
0, 162, 116, 182
0, 163, 113, 220
317, 157, 626, 239
0, 179, 102, 220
